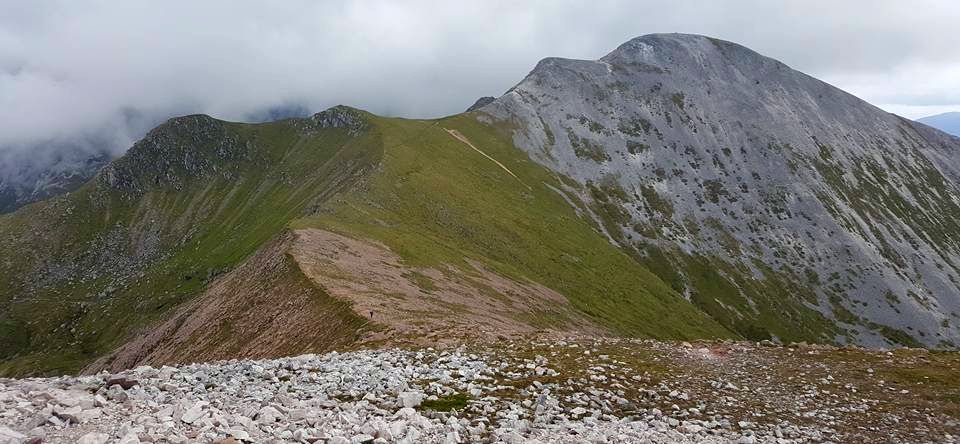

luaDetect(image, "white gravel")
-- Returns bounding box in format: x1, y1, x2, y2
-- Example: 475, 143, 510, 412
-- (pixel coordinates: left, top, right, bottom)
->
0, 346, 820, 443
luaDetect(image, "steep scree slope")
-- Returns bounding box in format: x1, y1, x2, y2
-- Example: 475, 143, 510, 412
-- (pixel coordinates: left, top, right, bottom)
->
480, 33, 960, 347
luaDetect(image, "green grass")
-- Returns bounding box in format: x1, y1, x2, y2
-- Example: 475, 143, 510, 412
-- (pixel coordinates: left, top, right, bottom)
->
0, 114, 381, 376
0, 109, 733, 376
296, 114, 732, 340
421, 393, 471, 412
878, 351, 960, 419
403, 271, 437, 293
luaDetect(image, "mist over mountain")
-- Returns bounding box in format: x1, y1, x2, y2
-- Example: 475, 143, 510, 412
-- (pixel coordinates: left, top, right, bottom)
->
2, 1, 960, 203
0, 104, 317, 213
241, 104, 313, 124
0, 144, 110, 213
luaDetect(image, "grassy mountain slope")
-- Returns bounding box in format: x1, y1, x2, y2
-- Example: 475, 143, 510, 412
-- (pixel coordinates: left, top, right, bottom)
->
296, 113, 731, 340
0, 108, 731, 376
0, 110, 380, 375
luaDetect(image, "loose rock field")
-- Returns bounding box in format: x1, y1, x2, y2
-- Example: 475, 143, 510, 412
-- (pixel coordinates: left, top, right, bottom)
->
1, 339, 957, 443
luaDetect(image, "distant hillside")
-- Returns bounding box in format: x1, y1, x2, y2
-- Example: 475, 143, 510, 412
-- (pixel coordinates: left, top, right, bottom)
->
918, 112, 960, 137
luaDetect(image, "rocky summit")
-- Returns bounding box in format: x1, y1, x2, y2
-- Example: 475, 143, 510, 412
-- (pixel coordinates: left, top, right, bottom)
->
481, 33, 960, 348
2, 32, 960, 442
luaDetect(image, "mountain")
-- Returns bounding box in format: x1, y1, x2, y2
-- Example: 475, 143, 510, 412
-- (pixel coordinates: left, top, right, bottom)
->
0, 144, 112, 214
918, 112, 960, 137
2, 33, 960, 377
465, 96, 496, 112
0, 105, 314, 215
0, 106, 727, 376
479, 33, 960, 348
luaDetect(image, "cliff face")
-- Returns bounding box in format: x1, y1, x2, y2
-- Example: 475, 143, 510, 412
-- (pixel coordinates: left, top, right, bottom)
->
481, 33, 960, 347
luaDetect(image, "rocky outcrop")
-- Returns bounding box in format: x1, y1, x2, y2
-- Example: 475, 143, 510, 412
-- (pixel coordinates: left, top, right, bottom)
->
309, 105, 369, 136
99, 115, 239, 193
465, 96, 496, 113
482, 33, 960, 347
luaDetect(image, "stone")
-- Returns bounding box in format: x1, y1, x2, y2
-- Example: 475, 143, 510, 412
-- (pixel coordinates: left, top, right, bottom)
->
118, 432, 141, 444
256, 406, 282, 423
77, 432, 110, 444
181, 402, 206, 424
106, 377, 140, 390
352, 433, 375, 443
398, 391, 424, 408
0, 427, 26, 440
107, 384, 129, 402
54, 405, 83, 423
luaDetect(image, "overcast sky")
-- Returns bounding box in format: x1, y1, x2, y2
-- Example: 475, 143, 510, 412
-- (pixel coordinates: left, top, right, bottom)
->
2, 0, 960, 156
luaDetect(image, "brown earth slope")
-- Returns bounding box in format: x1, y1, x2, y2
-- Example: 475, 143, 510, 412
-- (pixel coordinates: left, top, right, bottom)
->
88, 227, 608, 372
84, 232, 367, 373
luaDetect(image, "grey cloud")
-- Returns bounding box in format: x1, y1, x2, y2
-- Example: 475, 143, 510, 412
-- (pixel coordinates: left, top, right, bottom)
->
1, 0, 959, 161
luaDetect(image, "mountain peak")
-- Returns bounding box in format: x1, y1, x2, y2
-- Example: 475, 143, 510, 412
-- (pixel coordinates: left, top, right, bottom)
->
99, 114, 236, 192
482, 34, 960, 348
599, 33, 790, 78
310, 105, 368, 135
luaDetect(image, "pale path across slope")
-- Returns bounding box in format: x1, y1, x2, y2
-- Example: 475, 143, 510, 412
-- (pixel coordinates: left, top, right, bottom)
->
444, 128, 530, 189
